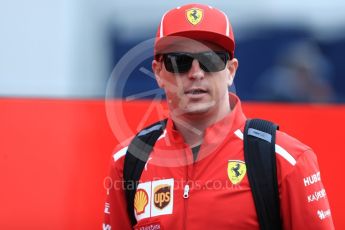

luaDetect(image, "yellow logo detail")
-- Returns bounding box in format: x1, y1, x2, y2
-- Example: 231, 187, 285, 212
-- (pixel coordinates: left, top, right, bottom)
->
154, 184, 171, 209
227, 160, 247, 185
186, 8, 203, 25
134, 189, 148, 215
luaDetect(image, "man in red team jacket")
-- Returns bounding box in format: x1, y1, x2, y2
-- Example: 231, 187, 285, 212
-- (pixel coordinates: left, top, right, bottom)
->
103, 3, 335, 230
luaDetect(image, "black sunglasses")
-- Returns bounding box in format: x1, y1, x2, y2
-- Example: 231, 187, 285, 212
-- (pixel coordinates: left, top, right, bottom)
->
159, 51, 231, 74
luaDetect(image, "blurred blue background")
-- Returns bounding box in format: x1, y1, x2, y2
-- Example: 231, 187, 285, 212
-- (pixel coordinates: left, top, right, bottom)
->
1, 0, 344, 102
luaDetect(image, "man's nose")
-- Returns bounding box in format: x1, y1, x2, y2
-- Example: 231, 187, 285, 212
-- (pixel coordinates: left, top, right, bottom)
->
188, 59, 205, 80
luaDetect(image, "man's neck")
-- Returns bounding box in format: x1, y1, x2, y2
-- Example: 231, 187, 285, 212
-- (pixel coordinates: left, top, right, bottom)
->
172, 103, 231, 147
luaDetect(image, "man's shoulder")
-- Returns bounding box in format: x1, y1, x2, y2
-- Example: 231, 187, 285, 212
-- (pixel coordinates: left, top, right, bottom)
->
110, 120, 167, 169
112, 145, 129, 163
276, 130, 312, 159
275, 130, 316, 174
108, 145, 128, 175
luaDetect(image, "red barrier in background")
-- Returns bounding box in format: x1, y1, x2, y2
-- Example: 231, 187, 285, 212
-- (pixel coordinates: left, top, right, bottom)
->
0, 98, 344, 229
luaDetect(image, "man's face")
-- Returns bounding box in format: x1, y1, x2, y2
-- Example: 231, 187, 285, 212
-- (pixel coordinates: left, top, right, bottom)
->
152, 38, 238, 119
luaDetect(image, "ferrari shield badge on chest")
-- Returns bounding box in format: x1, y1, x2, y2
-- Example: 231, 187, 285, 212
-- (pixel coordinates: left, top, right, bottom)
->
186, 8, 203, 25
227, 160, 247, 185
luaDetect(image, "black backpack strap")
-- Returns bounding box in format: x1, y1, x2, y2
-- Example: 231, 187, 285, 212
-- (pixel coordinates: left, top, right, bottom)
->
244, 119, 282, 230
123, 119, 167, 226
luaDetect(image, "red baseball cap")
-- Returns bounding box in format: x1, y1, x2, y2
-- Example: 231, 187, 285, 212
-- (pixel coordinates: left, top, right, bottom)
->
154, 3, 235, 57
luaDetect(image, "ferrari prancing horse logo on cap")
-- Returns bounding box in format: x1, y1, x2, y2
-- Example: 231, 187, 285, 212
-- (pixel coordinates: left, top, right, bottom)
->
186, 8, 203, 25
227, 160, 247, 185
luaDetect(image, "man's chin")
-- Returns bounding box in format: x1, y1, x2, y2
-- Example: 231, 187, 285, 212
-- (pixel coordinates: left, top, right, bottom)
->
182, 104, 215, 117
170, 101, 217, 117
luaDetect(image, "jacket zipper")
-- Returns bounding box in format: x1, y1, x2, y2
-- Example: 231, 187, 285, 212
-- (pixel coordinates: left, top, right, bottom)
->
183, 177, 190, 230
183, 147, 194, 230
183, 184, 190, 198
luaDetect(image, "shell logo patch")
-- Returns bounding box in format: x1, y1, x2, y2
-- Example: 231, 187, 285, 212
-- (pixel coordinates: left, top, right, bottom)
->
186, 8, 203, 25
227, 160, 247, 185
154, 184, 171, 209
135, 179, 174, 221
134, 189, 149, 215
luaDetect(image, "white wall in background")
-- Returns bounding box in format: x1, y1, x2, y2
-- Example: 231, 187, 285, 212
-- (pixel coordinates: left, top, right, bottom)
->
0, 0, 344, 98
0, 0, 111, 97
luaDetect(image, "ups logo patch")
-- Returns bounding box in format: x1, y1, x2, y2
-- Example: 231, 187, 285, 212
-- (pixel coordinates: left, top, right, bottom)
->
154, 184, 171, 209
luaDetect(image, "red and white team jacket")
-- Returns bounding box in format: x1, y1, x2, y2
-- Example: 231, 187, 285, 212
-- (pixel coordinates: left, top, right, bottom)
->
103, 94, 334, 230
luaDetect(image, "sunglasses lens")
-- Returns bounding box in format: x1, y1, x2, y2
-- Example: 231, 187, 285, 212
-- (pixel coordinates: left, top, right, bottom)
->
163, 54, 193, 73
162, 52, 229, 74
199, 52, 228, 72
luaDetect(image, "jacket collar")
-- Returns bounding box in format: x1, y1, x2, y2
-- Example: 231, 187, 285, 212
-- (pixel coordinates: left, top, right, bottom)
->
165, 93, 247, 148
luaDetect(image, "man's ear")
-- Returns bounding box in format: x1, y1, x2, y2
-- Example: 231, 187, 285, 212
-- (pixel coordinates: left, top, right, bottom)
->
226, 58, 238, 86
152, 60, 164, 88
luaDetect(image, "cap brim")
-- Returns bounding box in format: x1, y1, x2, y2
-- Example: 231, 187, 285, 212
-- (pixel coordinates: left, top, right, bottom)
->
155, 31, 234, 56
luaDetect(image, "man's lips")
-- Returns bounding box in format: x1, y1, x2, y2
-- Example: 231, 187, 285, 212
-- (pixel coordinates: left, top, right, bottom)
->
184, 88, 208, 95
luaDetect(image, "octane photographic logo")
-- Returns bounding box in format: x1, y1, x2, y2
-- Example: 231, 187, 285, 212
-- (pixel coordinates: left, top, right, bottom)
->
105, 36, 236, 167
